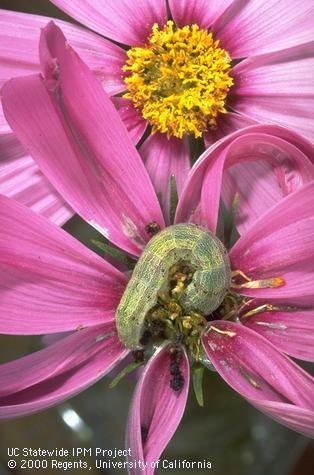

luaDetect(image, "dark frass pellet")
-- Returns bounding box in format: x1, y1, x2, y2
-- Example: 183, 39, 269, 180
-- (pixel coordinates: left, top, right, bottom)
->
170, 361, 179, 375
170, 372, 185, 391
132, 350, 145, 363
139, 330, 151, 346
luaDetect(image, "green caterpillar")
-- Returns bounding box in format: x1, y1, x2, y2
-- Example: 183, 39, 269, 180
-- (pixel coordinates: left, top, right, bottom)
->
116, 224, 231, 349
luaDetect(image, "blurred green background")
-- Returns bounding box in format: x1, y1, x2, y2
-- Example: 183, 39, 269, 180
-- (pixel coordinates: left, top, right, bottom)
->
0, 1, 313, 474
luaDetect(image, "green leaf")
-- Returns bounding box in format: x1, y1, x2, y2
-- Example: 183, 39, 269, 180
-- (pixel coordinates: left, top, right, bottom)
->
169, 175, 178, 225
192, 364, 205, 407
156, 191, 163, 210
109, 361, 143, 389
222, 192, 240, 249
92, 239, 136, 268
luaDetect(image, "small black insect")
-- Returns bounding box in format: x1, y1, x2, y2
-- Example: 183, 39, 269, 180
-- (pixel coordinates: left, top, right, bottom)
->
145, 221, 161, 236
170, 361, 179, 375
132, 349, 145, 363
170, 371, 185, 391
169, 345, 184, 392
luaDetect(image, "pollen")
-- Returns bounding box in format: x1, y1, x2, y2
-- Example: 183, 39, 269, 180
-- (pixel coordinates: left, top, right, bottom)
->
123, 21, 233, 139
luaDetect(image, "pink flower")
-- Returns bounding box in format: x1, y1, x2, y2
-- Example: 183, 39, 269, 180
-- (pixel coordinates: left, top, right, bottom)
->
1, 25, 314, 472
0, 1, 313, 225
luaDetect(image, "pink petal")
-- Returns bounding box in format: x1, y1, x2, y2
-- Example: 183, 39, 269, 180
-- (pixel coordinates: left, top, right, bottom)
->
42, 332, 71, 347
2, 23, 164, 256
0, 10, 126, 134
202, 321, 314, 437
51, 0, 167, 46
0, 133, 73, 226
204, 112, 258, 148
127, 346, 189, 474
250, 401, 314, 439
169, 0, 233, 29
0, 195, 127, 335
113, 98, 147, 145
0, 324, 111, 396
212, 0, 314, 58
0, 9, 126, 95
140, 134, 190, 224
0, 327, 127, 418
232, 42, 314, 141
222, 160, 283, 235
242, 310, 314, 362
176, 125, 314, 235
230, 182, 314, 306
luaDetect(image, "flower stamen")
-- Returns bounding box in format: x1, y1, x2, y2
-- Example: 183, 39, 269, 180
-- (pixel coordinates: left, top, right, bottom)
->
209, 326, 236, 337
231, 270, 285, 289
123, 21, 233, 138
241, 303, 281, 319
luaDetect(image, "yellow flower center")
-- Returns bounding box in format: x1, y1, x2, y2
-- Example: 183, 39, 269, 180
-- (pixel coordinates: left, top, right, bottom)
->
123, 21, 233, 139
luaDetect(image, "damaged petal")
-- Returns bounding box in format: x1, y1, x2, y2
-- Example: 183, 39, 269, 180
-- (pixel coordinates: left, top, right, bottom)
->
255, 322, 288, 331
239, 367, 261, 389
95, 330, 116, 342
122, 214, 146, 248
